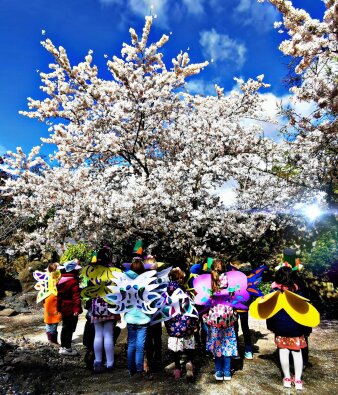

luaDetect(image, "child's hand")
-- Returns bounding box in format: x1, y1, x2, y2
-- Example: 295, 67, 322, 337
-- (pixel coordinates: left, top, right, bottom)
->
73, 312, 79, 316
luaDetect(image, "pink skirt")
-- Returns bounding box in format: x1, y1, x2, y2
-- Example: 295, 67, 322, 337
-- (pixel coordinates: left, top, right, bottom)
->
275, 335, 307, 350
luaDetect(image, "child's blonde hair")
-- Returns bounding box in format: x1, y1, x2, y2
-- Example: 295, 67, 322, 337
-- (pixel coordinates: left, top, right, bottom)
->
211, 259, 225, 293
143, 255, 158, 270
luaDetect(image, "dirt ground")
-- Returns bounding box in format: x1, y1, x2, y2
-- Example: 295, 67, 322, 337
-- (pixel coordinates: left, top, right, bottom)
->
0, 307, 337, 395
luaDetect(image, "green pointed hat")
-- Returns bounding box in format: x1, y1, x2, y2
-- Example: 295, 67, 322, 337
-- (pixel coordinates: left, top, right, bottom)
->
133, 240, 143, 255
283, 248, 296, 266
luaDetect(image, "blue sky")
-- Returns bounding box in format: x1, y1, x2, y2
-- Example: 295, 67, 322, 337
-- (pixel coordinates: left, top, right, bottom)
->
0, 0, 325, 157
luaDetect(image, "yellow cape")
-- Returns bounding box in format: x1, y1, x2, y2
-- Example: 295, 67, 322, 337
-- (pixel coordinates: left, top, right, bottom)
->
249, 290, 320, 327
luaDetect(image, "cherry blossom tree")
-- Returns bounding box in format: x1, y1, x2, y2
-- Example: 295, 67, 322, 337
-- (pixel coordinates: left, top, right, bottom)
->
258, 0, 338, 210
1, 15, 320, 259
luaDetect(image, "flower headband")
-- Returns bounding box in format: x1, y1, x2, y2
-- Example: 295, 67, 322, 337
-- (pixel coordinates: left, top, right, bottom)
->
274, 259, 303, 271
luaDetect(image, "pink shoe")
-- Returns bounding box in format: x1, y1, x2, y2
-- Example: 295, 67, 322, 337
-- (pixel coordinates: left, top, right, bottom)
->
294, 380, 303, 390
173, 369, 181, 379
283, 377, 292, 388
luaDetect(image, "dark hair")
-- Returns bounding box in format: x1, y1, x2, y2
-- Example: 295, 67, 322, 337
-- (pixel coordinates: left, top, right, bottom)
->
96, 246, 112, 266
130, 257, 145, 274
275, 266, 297, 292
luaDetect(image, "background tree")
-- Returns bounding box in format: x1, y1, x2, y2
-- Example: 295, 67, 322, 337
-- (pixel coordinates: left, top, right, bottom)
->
256, 0, 337, 276
258, 0, 337, 210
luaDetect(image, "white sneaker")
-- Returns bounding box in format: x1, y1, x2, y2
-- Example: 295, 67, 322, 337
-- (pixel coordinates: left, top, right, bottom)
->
59, 347, 79, 356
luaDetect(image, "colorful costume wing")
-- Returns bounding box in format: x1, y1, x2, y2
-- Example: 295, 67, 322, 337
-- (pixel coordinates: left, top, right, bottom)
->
33, 269, 61, 303
246, 265, 266, 297
156, 262, 165, 268
105, 270, 163, 315
190, 263, 203, 274
81, 265, 121, 286
184, 272, 198, 295
80, 265, 122, 299
81, 284, 113, 300
155, 267, 171, 293
151, 287, 198, 325
283, 290, 320, 327
249, 291, 284, 320
249, 290, 320, 327
193, 274, 212, 305
193, 271, 250, 310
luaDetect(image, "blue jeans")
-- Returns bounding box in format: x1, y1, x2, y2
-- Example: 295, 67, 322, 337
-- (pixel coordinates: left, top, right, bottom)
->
127, 324, 148, 373
45, 323, 58, 334
215, 355, 231, 375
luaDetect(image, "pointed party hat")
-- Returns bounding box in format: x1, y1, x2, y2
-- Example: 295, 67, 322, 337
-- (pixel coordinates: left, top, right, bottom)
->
133, 240, 143, 255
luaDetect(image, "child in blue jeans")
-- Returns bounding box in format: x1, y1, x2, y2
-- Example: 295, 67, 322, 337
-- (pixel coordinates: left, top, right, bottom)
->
203, 260, 238, 381
124, 258, 153, 380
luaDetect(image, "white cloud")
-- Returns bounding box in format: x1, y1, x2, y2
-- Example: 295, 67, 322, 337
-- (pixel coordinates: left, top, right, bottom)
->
199, 28, 247, 69
98, 0, 206, 28
234, 0, 279, 31
182, 0, 205, 15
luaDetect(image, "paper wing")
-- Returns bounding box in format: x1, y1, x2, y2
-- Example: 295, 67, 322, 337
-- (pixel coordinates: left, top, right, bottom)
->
193, 274, 212, 305
225, 271, 250, 309
283, 290, 320, 327
81, 265, 121, 285
81, 284, 113, 300
106, 270, 162, 315
246, 265, 266, 297
249, 291, 283, 320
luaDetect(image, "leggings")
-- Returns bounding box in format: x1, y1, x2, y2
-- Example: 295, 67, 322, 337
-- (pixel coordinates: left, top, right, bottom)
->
93, 320, 114, 367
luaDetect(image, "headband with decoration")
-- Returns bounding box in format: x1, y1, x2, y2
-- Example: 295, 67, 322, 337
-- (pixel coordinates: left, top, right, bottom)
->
275, 248, 303, 271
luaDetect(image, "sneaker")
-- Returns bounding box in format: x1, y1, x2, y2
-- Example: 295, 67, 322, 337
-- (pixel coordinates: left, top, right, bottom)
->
223, 371, 231, 381
294, 380, 303, 390
244, 352, 253, 360
186, 362, 194, 380
283, 377, 292, 388
59, 347, 79, 356
173, 369, 182, 379
214, 371, 223, 381
93, 362, 105, 373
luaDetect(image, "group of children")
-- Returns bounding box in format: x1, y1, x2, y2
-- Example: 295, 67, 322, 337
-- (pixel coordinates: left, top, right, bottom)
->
40, 249, 318, 391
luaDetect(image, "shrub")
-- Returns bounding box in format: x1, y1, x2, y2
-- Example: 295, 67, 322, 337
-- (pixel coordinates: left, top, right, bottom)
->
60, 243, 93, 265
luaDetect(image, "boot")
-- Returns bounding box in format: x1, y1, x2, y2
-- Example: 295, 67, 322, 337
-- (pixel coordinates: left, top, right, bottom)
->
50, 332, 59, 345
46, 332, 52, 342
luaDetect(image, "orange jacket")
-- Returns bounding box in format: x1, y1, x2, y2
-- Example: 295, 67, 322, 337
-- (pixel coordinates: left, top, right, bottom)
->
44, 294, 62, 324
